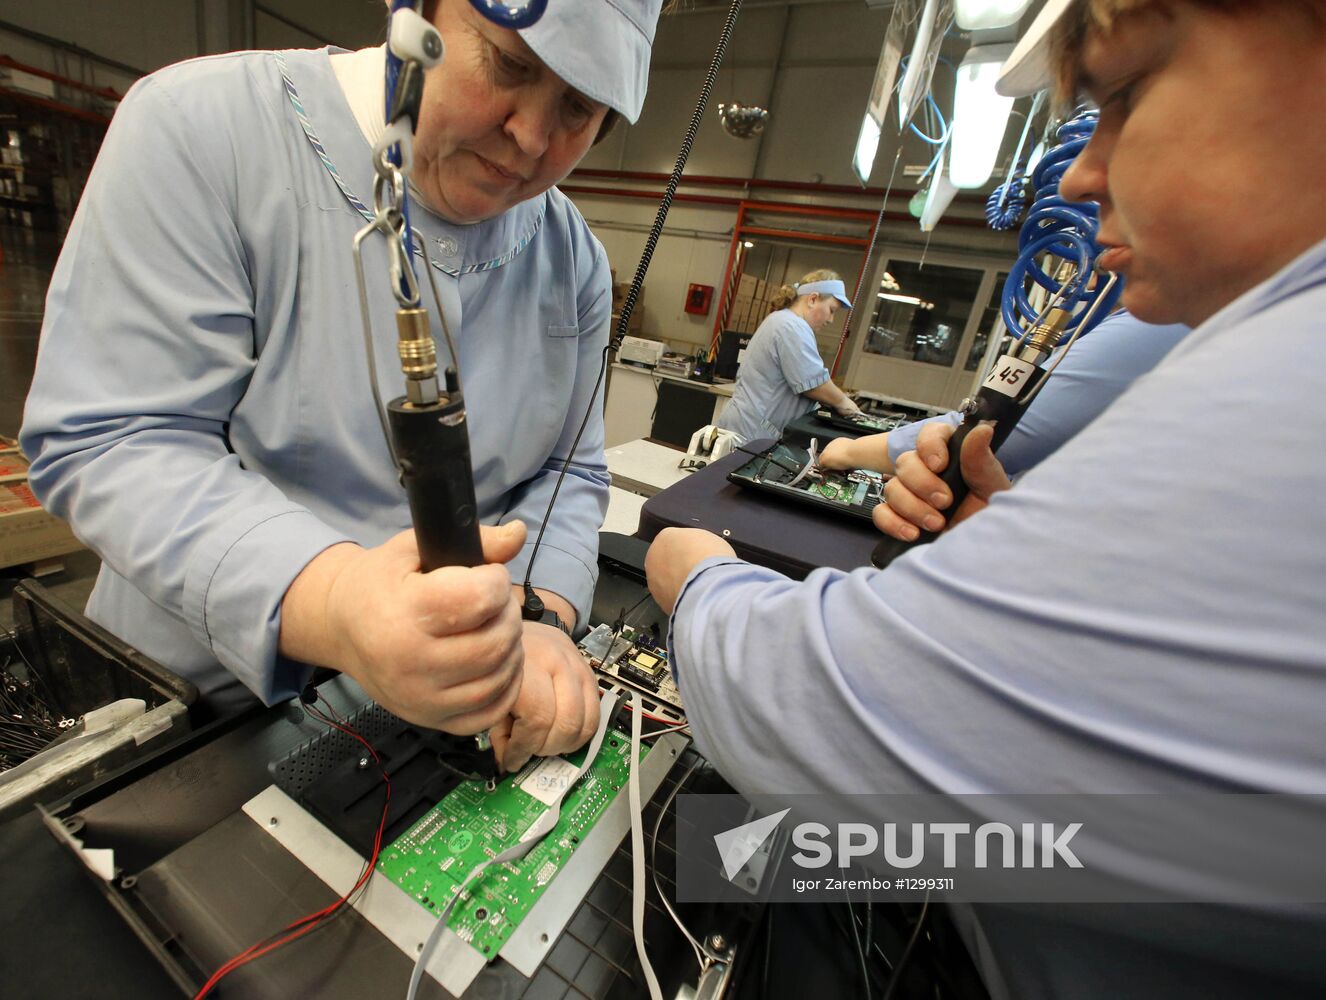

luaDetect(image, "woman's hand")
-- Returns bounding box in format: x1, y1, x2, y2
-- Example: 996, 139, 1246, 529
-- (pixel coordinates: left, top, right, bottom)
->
489, 622, 601, 773
645, 527, 737, 614
873, 423, 1013, 540
281, 523, 528, 733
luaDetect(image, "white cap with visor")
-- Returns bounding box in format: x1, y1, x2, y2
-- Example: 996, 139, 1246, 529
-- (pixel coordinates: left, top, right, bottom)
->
795, 279, 853, 309
518, 0, 665, 124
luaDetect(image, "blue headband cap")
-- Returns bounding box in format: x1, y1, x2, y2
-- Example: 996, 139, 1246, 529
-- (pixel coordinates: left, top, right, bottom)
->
519, 0, 664, 124
794, 279, 852, 309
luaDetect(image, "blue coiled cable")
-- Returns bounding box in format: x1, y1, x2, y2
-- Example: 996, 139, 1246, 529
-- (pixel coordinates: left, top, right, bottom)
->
1001, 109, 1123, 342
985, 178, 1026, 231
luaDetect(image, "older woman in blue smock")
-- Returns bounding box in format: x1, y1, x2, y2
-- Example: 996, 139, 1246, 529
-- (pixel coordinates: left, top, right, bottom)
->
21, 0, 664, 772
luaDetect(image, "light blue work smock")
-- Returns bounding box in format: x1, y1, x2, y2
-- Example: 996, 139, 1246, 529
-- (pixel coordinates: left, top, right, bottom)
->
716, 309, 830, 445
668, 239, 1326, 998
886, 310, 1190, 474
20, 49, 611, 709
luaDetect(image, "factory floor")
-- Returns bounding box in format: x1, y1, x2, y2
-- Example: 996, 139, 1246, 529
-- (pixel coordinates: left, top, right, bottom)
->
0, 225, 100, 632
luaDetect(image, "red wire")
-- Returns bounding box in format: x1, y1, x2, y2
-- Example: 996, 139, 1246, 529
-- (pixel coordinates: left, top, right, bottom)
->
620, 701, 679, 724
192, 703, 392, 999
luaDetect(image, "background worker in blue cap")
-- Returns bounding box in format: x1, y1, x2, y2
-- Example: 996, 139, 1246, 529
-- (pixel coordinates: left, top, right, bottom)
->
21, 0, 664, 772
648, 1, 1326, 996
715, 268, 865, 445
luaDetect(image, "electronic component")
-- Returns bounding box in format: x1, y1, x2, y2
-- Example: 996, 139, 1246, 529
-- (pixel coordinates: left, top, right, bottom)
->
376, 728, 641, 960
620, 650, 667, 693
727, 441, 886, 522
261, 692, 687, 998
580, 623, 685, 725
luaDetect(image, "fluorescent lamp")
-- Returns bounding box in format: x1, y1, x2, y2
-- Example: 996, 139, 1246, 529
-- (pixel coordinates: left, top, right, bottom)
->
877, 293, 925, 305
954, 0, 1033, 31
853, 113, 883, 186
950, 43, 1016, 189
743, 241, 754, 248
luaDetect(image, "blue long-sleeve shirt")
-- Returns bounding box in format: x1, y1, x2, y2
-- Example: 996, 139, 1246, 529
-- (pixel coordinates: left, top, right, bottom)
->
717, 309, 830, 445
21, 49, 610, 708
886, 310, 1190, 474
669, 240, 1326, 998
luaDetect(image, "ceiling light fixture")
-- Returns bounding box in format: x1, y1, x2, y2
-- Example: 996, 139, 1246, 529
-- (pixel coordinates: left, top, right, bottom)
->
718, 103, 769, 139
950, 43, 1016, 189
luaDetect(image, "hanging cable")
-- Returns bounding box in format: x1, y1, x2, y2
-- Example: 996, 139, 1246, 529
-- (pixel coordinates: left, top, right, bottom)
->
521, 0, 744, 597
985, 92, 1046, 231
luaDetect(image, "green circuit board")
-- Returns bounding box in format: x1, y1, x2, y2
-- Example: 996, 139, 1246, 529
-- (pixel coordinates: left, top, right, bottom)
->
376, 729, 639, 959
808, 477, 874, 505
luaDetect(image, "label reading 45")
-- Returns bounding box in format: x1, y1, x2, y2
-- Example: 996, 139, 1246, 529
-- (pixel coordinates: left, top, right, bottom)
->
982, 356, 1036, 398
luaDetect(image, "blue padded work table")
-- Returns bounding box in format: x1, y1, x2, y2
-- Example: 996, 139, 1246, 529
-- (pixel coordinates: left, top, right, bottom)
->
636, 440, 881, 580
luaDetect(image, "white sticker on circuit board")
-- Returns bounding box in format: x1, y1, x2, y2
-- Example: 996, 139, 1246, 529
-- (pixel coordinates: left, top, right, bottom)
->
518, 756, 580, 807
981, 356, 1035, 397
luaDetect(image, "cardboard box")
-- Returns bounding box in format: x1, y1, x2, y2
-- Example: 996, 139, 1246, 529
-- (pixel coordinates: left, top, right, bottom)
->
0, 448, 30, 484
737, 273, 764, 298
0, 480, 84, 570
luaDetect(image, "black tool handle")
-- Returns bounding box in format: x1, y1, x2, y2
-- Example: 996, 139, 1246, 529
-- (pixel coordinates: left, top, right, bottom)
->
870, 377, 1034, 569
388, 395, 484, 571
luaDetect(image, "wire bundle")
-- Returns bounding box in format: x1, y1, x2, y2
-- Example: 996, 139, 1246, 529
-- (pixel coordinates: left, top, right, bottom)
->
1000, 108, 1123, 342
0, 647, 68, 770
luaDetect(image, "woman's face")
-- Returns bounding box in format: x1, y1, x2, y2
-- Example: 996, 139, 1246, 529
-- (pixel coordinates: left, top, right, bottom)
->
1059, 2, 1326, 327
803, 294, 839, 332
409, 0, 611, 223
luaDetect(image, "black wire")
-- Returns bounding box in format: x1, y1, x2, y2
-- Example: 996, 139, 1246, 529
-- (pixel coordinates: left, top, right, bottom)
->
612, 0, 743, 348
828, 905, 888, 997
844, 903, 894, 971
521, 0, 744, 591
845, 893, 871, 1000
761, 905, 775, 998
864, 896, 874, 991
880, 892, 930, 1000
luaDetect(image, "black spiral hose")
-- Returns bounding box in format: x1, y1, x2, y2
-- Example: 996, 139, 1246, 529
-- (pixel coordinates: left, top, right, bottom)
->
612, 0, 744, 349
522, 0, 744, 594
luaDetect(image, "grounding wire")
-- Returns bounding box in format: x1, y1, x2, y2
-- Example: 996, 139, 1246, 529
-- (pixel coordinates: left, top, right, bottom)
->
520, 0, 744, 592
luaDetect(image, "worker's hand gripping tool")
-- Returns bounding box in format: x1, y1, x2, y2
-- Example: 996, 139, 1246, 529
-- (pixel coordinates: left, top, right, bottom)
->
352, 3, 496, 784
871, 270, 1118, 569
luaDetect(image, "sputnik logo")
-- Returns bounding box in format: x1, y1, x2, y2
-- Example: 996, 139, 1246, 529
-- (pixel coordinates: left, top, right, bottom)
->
713, 808, 790, 882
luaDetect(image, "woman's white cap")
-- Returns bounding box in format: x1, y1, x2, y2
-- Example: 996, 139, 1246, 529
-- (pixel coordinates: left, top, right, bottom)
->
795, 279, 853, 309
996, 0, 1077, 97
519, 0, 664, 124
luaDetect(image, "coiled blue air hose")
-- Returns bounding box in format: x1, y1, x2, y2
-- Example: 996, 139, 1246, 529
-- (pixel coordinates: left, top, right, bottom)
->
985, 178, 1026, 230
1001, 109, 1122, 342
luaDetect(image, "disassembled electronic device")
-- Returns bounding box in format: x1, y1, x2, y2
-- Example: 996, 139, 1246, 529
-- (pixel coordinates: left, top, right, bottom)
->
728, 440, 886, 522
253, 620, 689, 996
813, 406, 910, 434
375, 723, 643, 960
